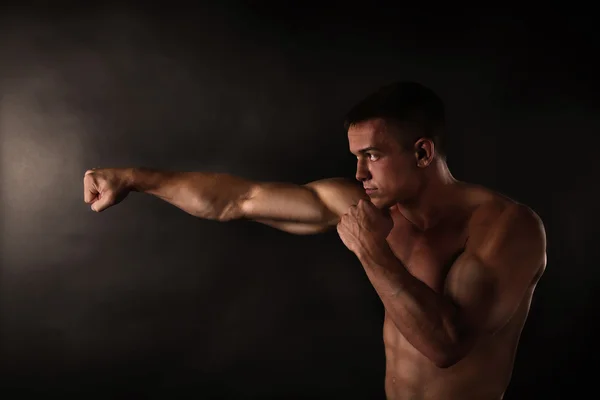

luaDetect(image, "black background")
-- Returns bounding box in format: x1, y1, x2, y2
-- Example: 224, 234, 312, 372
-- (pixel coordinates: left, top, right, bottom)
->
1, 4, 598, 399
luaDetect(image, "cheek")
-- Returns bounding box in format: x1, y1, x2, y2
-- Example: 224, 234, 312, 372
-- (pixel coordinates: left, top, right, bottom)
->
372, 159, 400, 178
373, 159, 413, 189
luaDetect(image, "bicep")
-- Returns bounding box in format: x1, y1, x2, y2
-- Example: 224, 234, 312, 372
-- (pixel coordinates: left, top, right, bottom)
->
447, 256, 542, 337
445, 205, 547, 335
445, 253, 518, 335
242, 178, 366, 234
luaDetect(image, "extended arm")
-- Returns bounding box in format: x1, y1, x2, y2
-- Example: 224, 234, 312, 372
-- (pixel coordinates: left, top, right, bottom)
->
84, 167, 366, 234
353, 203, 547, 368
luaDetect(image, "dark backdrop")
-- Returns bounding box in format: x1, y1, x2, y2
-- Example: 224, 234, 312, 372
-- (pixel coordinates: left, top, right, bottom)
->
1, 5, 598, 399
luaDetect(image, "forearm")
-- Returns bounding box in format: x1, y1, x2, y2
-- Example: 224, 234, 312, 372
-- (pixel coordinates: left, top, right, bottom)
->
356, 242, 463, 367
128, 167, 253, 220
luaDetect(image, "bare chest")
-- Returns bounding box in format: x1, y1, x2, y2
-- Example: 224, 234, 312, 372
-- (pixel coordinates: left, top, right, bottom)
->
385, 219, 469, 293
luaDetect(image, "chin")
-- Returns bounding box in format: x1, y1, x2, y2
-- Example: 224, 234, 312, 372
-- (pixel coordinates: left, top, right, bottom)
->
369, 197, 394, 210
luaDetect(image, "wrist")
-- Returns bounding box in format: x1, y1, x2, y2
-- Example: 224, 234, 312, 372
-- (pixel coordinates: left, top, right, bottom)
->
122, 167, 140, 191
356, 238, 394, 265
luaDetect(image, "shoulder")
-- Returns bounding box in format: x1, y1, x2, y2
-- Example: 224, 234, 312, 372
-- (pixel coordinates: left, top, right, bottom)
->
304, 178, 368, 216
465, 188, 546, 271
465, 185, 545, 238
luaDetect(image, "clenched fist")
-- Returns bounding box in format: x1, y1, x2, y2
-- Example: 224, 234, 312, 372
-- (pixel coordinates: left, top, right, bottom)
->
337, 199, 394, 255
83, 168, 133, 212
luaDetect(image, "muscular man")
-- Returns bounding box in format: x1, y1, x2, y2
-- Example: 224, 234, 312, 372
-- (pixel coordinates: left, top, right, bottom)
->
83, 81, 546, 399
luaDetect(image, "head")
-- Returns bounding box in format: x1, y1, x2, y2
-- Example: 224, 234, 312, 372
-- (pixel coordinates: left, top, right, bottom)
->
344, 81, 446, 209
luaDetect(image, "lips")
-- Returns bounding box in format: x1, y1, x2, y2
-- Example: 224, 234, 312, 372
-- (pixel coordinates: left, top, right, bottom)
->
364, 188, 377, 195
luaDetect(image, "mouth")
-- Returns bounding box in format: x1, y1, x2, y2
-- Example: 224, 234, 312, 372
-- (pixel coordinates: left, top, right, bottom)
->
364, 188, 377, 195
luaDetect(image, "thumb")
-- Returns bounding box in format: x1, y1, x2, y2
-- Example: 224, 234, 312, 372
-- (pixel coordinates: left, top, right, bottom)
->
91, 192, 115, 212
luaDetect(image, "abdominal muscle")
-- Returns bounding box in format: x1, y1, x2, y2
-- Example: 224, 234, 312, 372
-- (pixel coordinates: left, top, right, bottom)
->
382, 296, 531, 400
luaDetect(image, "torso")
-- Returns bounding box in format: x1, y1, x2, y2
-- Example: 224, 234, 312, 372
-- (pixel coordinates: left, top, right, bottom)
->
381, 185, 538, 400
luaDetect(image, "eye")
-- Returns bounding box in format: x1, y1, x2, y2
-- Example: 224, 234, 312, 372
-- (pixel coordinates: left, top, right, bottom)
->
367, 153, 380, 161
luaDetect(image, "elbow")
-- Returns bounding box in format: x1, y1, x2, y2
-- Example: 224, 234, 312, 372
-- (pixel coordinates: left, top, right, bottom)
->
431, 320, 474, 368
432, 351, 462, 369
218, 186, 255, 222
429, 338, 470, 369
217, 200, 244, 221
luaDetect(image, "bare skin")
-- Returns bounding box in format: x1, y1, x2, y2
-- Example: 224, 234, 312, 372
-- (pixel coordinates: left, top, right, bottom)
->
84, 118, 546, 399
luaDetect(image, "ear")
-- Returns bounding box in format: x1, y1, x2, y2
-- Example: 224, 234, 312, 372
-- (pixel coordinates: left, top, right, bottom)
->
413, 138, 435, 168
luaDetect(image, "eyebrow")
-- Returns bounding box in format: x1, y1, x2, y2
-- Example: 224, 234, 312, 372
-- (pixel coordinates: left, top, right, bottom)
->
356, 146, 380, 154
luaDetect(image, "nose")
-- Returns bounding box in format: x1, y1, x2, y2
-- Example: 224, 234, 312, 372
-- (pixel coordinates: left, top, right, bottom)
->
355, 160, 371, 182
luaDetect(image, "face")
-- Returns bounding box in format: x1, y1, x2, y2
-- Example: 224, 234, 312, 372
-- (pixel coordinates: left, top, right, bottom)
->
348, 118, 425, 209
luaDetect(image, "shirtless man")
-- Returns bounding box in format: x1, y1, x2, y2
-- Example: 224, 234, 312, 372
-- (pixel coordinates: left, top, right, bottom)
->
83, 81, 546, 399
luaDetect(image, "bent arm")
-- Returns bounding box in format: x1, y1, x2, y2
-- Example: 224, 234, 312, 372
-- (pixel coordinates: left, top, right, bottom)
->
129, 167, 365, 233
353, 203, 547, 368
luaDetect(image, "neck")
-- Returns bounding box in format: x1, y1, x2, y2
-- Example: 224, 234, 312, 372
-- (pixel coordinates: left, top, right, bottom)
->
395, 159, 460, 231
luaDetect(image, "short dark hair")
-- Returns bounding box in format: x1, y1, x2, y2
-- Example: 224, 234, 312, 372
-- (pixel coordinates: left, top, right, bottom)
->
344, 81, 446, 155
